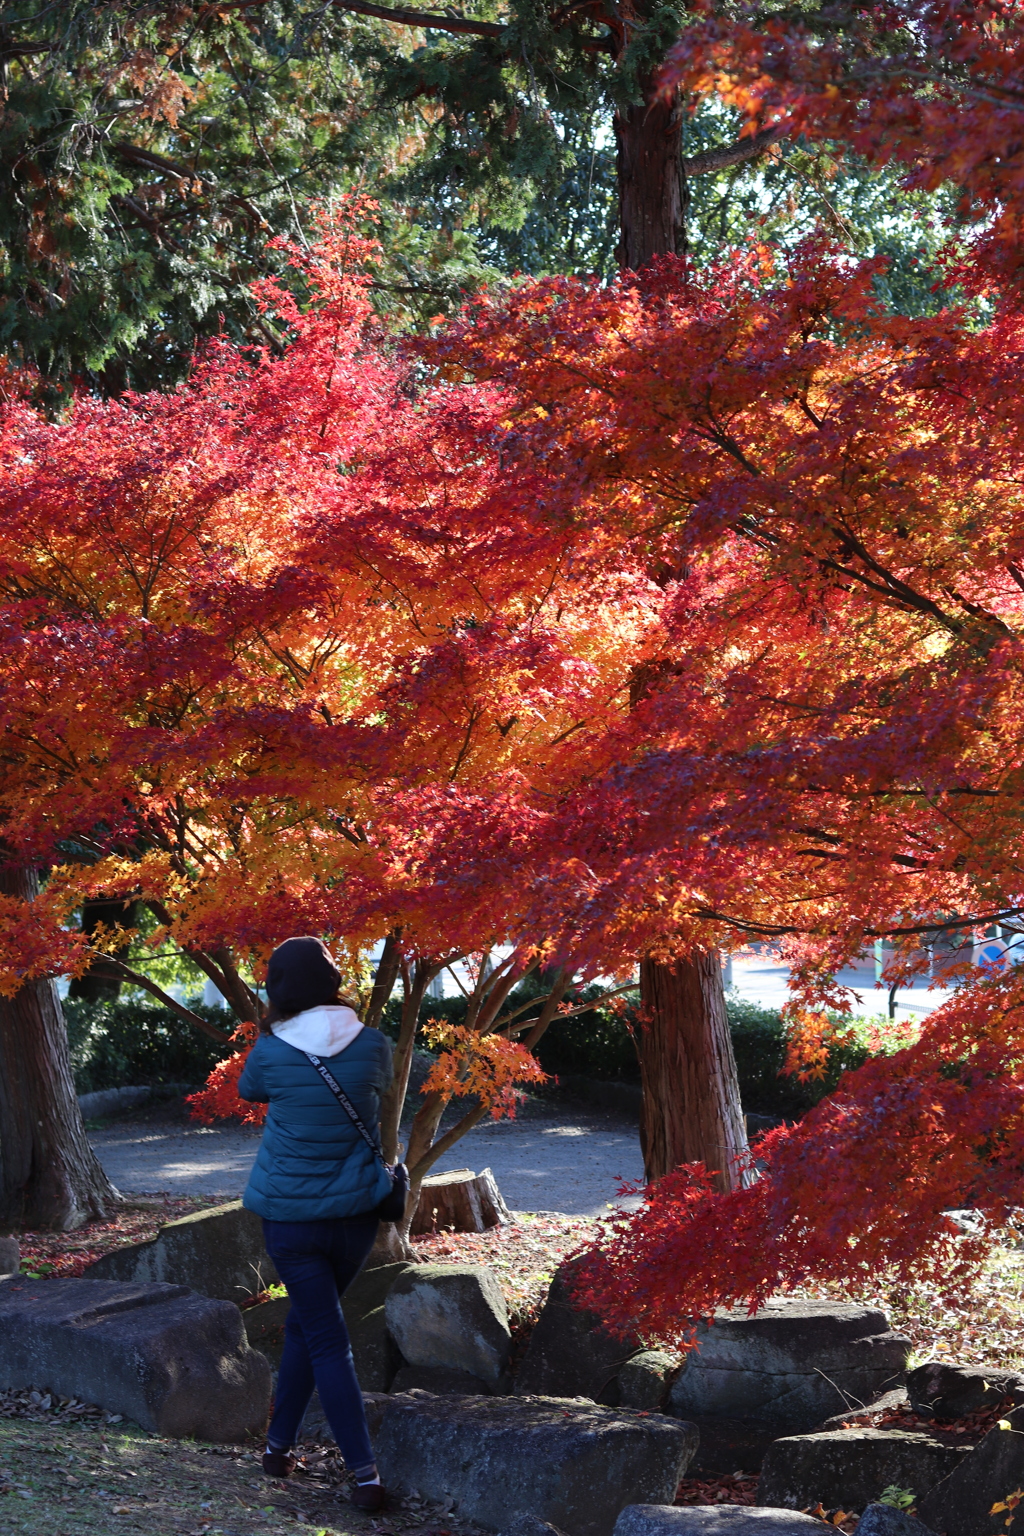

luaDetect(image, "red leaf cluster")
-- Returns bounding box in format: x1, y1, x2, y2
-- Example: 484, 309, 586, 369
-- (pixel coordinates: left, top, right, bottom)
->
657, 0, 1024, 280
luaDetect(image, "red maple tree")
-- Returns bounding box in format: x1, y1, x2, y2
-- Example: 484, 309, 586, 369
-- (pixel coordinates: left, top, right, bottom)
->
0, 208, 663, 1228
418, 203, 1024, 1307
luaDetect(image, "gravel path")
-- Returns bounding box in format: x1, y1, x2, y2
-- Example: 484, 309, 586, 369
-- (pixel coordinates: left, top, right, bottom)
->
89, 1098, 645, 1216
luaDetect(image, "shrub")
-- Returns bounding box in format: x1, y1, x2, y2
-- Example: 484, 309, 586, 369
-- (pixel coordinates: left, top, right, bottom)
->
532, 989, 641, 1083
726, 997, 870, 1117
63, 993, 235, 1094
529, 988, 876, 1117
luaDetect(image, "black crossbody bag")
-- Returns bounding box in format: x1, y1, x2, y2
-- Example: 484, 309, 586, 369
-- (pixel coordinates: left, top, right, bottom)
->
304, 1052, 410, 1223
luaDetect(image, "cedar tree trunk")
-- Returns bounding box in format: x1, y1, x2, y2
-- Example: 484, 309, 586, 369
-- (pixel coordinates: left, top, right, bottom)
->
639, 949, 749, 1193
67, 896, 138, 1004
615, 75, 685, 268
0, 867, 119, 1230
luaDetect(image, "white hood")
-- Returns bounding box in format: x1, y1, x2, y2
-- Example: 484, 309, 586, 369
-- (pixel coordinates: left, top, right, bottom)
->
271, 1004, 364, 1057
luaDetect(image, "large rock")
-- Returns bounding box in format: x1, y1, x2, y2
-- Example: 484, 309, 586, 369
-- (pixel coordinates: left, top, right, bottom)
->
385, 1264, 511, 1389
85, 1200, 278, 1302
390, 1364, 492, 1394
855, 1506, 939, 1536
344, 1260, 412, 1322
918, 1403, 1024, 1535
369, 1391, 697, 1536
669, 1299, 911, 1472
0, 1277, 270, 1440
516, 1259, 639, 1403
818, 1387, 909, 1431
349, 1305, 402, 1393
619, 1352, 677, 1412
500, 1516, 569, 1536
245, 1261, 410, 1392
0, 1238, 18, 1278
757, 1427, 971, 1512
907, 1360, 1024, 1420
345, 1261, 412, 1392
242, 1294, 289, 1367
614, 1508, 828, 1536
77, 1085, 151, 1119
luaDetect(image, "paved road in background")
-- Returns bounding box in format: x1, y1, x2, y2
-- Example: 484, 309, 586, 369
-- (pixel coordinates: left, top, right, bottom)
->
731, 953, 951, 1023
92, 952, 949, 1213
90, 1100, 644, 1216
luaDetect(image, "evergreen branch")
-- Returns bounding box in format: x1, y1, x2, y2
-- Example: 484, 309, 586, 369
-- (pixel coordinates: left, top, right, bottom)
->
683, 124, 787, 177
213, 0, 505, 37
332, 0, 504, 35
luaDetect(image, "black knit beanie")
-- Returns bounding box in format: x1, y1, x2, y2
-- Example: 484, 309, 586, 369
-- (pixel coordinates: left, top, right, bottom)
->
266, 936, 342, 1014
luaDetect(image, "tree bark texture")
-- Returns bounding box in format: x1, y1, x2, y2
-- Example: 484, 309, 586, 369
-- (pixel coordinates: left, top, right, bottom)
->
67, 896, 138, 1004
409, 1165, 512, 1236
638, 949, 749, 1193
615, 77, 685, 269
0, 867, 119, 1230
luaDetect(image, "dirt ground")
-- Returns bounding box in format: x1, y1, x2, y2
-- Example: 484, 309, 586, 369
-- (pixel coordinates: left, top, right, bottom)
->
86, 1091, 644, 1217
0, 1406, 486, 1536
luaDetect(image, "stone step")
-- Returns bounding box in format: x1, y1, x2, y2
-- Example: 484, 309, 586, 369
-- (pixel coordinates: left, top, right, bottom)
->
365, 1390, 698, 1536
0, 1277, 270, 1440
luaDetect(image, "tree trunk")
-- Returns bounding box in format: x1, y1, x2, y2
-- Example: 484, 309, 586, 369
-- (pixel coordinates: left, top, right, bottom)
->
67, 897, 138, 1004
0, 868, 120, 1229
615, 75, 685, 268
638, 949, 749, 1193
379, 958, 433, 1164
409, 1166, 512, 1236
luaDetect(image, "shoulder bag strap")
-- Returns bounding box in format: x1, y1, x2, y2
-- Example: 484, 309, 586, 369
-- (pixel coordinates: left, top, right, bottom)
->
304, 1050, 388, 1170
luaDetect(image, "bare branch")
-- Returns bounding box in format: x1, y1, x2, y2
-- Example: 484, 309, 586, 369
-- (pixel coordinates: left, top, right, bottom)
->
683, 124, 788, 178
92, 959, 233, 1044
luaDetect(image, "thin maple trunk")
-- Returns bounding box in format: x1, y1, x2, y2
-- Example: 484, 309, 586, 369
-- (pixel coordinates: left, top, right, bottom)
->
364, 928, 402, 1033
394, 957, 533, 1240
615, 75, 685, 268
0, 868, 120, 1230
638, 948, 749, 1193
379, 957, 432, 1164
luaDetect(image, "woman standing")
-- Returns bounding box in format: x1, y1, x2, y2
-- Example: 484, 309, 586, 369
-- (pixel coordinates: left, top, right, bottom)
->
239, 935, 393, 1509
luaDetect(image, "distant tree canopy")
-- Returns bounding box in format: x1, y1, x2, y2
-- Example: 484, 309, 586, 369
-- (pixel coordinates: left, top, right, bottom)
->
0, 0, 497, 393
2, 0, 963, 397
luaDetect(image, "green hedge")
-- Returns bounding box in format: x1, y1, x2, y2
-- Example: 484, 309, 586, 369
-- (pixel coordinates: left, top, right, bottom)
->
726, 998, 870, 1117
64, 995, 235, 1094
63, 985, 877, 1119
533, 992, 873, 1117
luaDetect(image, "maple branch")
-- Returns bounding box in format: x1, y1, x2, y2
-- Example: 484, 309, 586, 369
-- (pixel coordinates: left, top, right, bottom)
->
91, 958, 233, 1044
496, 980, 638, 1039
449, 706, 481, 781
409, 1100, 490, 1182
693, 904, 1023, 941
683, 124, 788, 177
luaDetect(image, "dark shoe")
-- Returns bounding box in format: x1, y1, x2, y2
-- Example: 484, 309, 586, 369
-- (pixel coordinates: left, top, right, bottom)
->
351, 1481, 386, 1512
262, 1449, 297, 1478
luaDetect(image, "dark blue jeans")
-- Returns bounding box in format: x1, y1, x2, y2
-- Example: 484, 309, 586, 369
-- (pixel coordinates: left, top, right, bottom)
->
261, 1214, 379, 1476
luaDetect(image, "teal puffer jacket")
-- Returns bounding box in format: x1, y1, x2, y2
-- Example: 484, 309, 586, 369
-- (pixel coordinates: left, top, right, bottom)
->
238, 1019, 393, 1222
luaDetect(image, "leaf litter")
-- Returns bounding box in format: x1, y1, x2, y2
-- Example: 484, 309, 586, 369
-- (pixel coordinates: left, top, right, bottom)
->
14, 1203, 1024, 1517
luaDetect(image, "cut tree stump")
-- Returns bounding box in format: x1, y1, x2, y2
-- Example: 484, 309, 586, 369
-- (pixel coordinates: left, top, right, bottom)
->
410, 1167, 513, 1235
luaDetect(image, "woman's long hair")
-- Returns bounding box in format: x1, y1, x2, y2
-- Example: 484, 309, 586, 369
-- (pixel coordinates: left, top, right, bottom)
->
259, 990, 362, 1035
